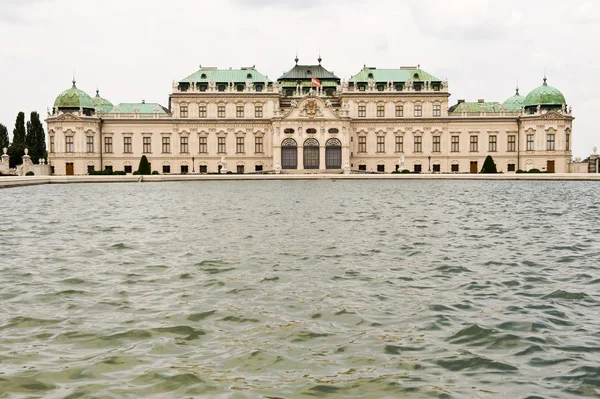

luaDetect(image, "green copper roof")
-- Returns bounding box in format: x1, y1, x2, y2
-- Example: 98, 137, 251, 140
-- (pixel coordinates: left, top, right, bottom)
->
279, 64, 340, 80
179, 67, 271, 83
450, 101, 503, 113
109, 103, 169, 114
503, 88, 525, 111
54, 80, 95, 110
93, 89, 114, 113
350, 67, 441, 83
524, 78, 566, 107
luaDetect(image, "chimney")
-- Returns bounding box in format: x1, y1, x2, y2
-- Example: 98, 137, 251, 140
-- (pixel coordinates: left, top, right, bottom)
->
142, 100, 145, 104
478, 99, 485, 103
458, 99, 465, 104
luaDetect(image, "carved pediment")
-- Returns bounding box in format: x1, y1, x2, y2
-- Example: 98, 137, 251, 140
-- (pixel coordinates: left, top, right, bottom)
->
282, 97, 341, 121
53, 112, 83, 122
538, 111, 566, 120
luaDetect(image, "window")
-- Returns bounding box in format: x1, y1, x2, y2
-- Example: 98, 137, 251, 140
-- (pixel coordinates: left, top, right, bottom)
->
255, 164, 263, 172
236, 136, 244, 153
181, 165, 189, 174
433, 164, 441, 172
180, 105, 188, 118
306, 128, 317, 134
255, 105, 263, 118
377, 164, 385, 172
218, 137, 226, 153
451, 136, 459, 152
432, 136, 441, 152
236, 85, 244, 92
105, 165, 113, 172
199, 137, 207, 153
358, 164, 367, 171
104, 137, 113, 153
162, 137, 171, 153
218, 85, 225, 92
414, 105, 422, 117
470, 135, 478, 152
124, 165, 133, 174
218, 105, 225, 118
198, 105, 207, 118
124, 137, 132, 153
255, 85, 263, 92
507, 135, 516, 152
236, 105, 244, 118
377, 105, 385, 117
451, 164, 459, 172
433, 104, 441, 117
414, 164, 422, 173
86, 136, 94, 153
199, 165, 207, 173
328, 128, 339, 134
547, 134, 555, 151
180, 136, 188, 153
358, 105, 366, 117
237, 165, 244, 174
489, 135, 497, 152
50, 136, 55, 153
527, 134, 534, 151
87, 165, 94, 174
395, 136, 403, 152
377, 136, 385, 153
358, 136, 367, 153
566, 133, 570, 151
414, 136, 422, 153
162, 165, 171, 174
377, 84, 385, 91
284, 128, 294, 134
143, 137, 151, 153
255, 136, 263, 153
65, 136, 74, 153
507, 163, 516, 172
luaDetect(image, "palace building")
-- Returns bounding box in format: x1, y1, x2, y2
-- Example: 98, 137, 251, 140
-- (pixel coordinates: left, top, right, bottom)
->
46, 58, 574, 175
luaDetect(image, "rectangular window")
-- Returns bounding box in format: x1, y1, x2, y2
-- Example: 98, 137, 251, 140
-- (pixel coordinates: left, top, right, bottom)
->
507, 135, 516, 152
218, 105, 225, 118
470, 135, 478, 152
86, 136, 94, 153
50, 136, 55, 153
180, 165, 188, 174
218, 137, 226, 153
414, 164, 422, 173
87, 165, 95, 174
180, 136, 188, 153
451, 164, 459, 172
414, 136, 422, 153
527, 134, 534, 151
547, 134, 555, 151
489, 135, 497, 152
432, 136, 441, 152
414, 105, 422, 117
395, 136, 403, 153
180, 105, 188, 118
123, 137, 132, 153
237, 165, 244, 174
199, 165, 207, 173
376, 136, 385, 153
162, 165, 171, 174
143, 137, 151, 153
124, 165, 133, 174
451, 136, 460, 152
433, 104, 441, 117
199, 137, 207, 153
255, 105, 263, 118
236, 105, 244, 118
358, 105, 366, 117
104, 137, 113, 153
377, 105, 385, 117
507, 163, 516, 172
162, 137, 171, 153
566, 133, 570, 151
395, 104, 403, 117
198, 105, 207, 118
433, 164, 441, 172
236, 136, 244, 153
255, 136, 263, 153
358, 136, 367, 153
65, 136, 74, 153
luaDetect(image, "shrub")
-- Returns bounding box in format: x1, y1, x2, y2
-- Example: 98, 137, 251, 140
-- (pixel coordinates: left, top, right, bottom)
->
226, 171, 233, 174
516, 169, 526, 173
528, 168, 542, 173
133, 171, 140, 175
152, 170, 159, 175
401, 169, 411, 174
113, 170, 126, 175
391, 170, 401, 174
25, 171, 34, 176
137, 155, 151, 175
480, 155, 498, 173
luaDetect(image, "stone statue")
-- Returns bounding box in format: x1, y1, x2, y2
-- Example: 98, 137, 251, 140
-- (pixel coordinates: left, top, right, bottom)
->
24, 148, 29, 155
442, 79, 448, 89
2, 147, 7, 155
246, 80, 254, 91
275, 163, 281, 174
209, 80, 216, 90
325, 99, 332, 107
220, 156, 227, 170
368, 79, 375, 91
290, 100, 298, 107
594, 147, 598, 155
398, 155, 405, 169
336, 84, 342, 93
569, 105, 572, 113
342, 79, 349, 90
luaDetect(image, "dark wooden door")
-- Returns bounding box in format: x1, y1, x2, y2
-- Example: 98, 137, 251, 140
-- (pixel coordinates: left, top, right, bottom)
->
470, 161, 478, 174
547, 160, 555, 173
66, 163, 74, 176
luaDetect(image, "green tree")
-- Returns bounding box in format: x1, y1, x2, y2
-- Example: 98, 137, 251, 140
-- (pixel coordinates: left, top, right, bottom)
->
480, 155, 498, 173
25, 112, 46, 163
8, 112, 26, 168
137, 155, 151, 175
0, 123, 8, 150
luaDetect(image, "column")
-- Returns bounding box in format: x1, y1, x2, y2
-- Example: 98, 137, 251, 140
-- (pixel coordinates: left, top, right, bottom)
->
319, 145, 326, 169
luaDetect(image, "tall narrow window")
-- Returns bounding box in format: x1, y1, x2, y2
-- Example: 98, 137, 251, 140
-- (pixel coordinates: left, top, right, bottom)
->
470, 135, 478, 152
198, 105, 207, 118
143, 137, 151, 153
432, 135, 441, 152
236, 105, 244, 118
566, 133, 570, 151
104, 137, 113, 153
489, 135, 497, 152
527, 134, 534, 151
433, 104, 441, 117
180, 105, 188, 118
358, 136, 367, 152
123, 137, 132, 153
86, 136, 94, 153
358, 105, 366, 117
180, 136, 189, 153
414, 104, 422, 117
255, 136, 263, 153
414, 136, 422, 153
507, 135, 516, 152
218, 137, 226, 153
255, 105, 263, 118
66, 136, 74, 153
218, 105, 225, 118
377, 105, 385, 117
547, 134, 555, 151
376, 136, 385, 153
199, 137, 207, 154
162, 137, 171, 153
236, 136, 245, 153
395, 104, 403, 117
395, 136, 403, 152
451, 136, 459, 152
50, 136, 55, 153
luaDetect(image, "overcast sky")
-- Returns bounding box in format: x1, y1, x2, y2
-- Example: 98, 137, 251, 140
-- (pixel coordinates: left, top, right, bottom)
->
1, 0, 598, 157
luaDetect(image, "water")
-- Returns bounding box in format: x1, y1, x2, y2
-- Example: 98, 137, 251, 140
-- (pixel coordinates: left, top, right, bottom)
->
1, 180, 599, 399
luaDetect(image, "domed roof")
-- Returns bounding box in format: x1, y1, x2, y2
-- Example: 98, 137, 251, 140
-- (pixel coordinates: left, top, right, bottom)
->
54, 80, 95, 110
93, 89, 113, 112
524, 77, 566, 107
503, 88, 525, 110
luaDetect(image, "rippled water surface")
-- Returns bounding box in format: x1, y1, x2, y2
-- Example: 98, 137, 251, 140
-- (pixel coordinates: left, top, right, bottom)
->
1, 180, 600, 399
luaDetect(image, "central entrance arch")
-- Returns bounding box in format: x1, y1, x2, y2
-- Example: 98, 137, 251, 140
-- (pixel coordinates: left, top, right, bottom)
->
303, 138, 320, 169
326, 138, 342, 169
281, 138, 298, 169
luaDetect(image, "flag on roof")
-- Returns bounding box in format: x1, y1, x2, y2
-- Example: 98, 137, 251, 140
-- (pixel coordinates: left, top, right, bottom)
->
311, 76, 321, 87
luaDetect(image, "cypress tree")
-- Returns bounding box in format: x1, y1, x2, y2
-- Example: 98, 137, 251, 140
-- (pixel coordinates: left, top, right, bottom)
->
0, 124, 8, 150
137, 155, 151, 175
26, 112, 46, 163
480, 155, 498, 173
8, 112, 26, 168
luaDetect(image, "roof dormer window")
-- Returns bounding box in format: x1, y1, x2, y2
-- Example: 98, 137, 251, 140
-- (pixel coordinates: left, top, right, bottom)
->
306, 69, 312, 75
201, 73, 207, 79
247, 73, 253, 79
368, 73, 374, 79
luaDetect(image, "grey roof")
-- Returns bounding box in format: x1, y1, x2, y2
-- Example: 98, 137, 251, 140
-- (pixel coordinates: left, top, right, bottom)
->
279, 64, 340, 80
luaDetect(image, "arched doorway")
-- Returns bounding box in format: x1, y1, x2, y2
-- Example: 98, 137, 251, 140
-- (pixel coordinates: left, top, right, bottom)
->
281, 138, 298, 169
303, 138, 320, 169
326, 138, 342, 169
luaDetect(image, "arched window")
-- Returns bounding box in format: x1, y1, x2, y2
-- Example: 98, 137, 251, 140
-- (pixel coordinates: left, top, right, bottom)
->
218, 84, 226, 92
303, 138, 320, 169
377, 84, 385, 91
281, 138, 298, 169
255, 84, 263, 92
247, 73, 253, 79
413, 73, 419, 79
328, 128, 339, 134
237, 84, 244, 92
368, 73, 374, 79
306, 128, 317, 134
201, 73, 207, 79
284, 128, 295, 134
306, 70, 312, 75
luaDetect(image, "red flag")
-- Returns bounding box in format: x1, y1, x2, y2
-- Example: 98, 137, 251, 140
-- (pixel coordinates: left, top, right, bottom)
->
311, 76, 321, 88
